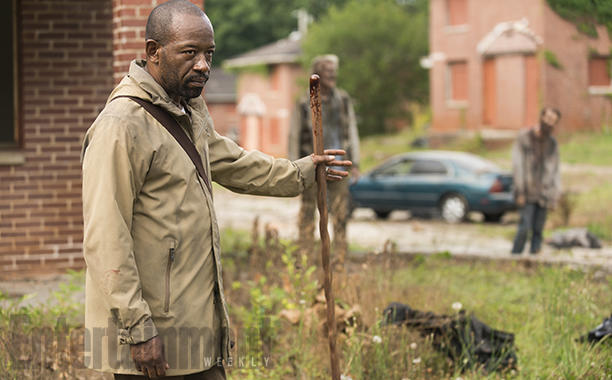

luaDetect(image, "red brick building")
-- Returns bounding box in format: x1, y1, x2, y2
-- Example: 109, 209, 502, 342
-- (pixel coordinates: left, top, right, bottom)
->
426, 0, 612, 133
205, 67, 238, 140
224, 33, 304, 157
0, 0, 205, 274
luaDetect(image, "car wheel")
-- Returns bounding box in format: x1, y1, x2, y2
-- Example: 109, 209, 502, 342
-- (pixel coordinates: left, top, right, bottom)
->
374, 210, 391, 219
483, 212, 503, 223
440, 194, 467, 223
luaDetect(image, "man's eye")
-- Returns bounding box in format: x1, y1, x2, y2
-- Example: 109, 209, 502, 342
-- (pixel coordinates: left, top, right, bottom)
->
184, 50, 196, 55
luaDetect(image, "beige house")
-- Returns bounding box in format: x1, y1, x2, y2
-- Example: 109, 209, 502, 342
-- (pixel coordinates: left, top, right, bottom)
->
204, 67, 239, 140
224, 32, 305, 157
426, 0, 612, 133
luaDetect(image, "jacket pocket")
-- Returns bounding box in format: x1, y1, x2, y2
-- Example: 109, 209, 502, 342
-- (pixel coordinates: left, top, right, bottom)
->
164, 240, 177, 313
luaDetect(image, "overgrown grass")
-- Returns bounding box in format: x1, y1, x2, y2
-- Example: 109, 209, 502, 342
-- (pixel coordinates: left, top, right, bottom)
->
359, 128, 423, 172
0, 270, 90, 379
558, 131, 612, 167
561, 179, 612, 241
386, 256, 612, 378
475, 131, 612, 168
219, 228, 612, 379
359, 128, 612, 172
359, 108, 430, 171
2, 234, 611, 379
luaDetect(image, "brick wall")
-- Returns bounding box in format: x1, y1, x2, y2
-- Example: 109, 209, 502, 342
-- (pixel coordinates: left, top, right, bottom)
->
112, 0, 204, 82
0, 0, 209, 275
0, 0, 114, 274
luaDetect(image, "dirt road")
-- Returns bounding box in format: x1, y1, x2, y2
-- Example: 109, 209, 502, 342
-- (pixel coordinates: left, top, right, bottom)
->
3, 181, 610, 306
213, 186, 612, 272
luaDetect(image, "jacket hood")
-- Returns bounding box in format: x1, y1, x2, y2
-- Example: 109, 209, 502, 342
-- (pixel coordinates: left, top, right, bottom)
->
108, 60, 207, 119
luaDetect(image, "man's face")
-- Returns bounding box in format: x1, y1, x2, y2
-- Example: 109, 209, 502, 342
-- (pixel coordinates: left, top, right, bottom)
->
540, 109, 560, 136
318, 61, 337, 91
155, 14, 215, 101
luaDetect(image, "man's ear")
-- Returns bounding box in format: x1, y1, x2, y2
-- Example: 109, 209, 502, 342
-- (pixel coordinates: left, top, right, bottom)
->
145, 39, 161, 64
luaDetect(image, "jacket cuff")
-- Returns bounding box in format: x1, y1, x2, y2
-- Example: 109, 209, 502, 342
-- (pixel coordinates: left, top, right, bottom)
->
118, 316, 158, 345
295, 156, 316, 189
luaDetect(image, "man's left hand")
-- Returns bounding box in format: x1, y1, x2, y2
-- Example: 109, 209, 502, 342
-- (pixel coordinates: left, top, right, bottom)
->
311, 149, 352, 181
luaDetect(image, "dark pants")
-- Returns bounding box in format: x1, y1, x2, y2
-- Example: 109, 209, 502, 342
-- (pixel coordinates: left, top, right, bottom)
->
114, 365, 226, 380
511, 202, 547, 254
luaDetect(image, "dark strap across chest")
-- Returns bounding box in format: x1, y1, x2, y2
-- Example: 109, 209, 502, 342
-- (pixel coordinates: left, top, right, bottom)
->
113, 95, 213, 196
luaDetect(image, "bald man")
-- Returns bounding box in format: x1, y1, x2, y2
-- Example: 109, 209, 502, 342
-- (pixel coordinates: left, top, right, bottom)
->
81, 1, 350, 378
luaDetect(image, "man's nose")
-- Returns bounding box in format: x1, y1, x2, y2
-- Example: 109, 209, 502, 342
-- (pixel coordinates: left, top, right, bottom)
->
193, 54, 210, 73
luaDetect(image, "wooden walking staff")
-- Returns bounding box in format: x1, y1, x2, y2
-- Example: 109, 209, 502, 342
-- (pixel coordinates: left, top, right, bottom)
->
309, 74, 341, 380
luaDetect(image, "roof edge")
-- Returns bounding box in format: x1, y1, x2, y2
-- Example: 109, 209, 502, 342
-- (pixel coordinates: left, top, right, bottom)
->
224, 54, 301, 69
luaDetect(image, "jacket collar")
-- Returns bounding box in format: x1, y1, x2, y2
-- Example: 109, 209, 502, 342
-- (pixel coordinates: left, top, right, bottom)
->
110, 60, 207, 118
108, 60, 211, 139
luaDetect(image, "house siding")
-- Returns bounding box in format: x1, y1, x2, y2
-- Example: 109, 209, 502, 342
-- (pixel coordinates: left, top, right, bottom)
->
542, 4, 612, 132
236, 63, 303, 157
430, 0, 612, 133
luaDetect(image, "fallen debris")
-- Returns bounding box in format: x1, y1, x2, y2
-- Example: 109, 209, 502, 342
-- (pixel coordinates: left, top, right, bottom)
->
382, 302, 517, 372
579, 314, 612, 343
547, 228, 602, 249
280, 291, 361, 336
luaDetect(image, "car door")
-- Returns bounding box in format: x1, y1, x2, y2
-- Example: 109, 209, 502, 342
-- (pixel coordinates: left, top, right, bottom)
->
406, 159, 451, 209
358, 158, 416, 211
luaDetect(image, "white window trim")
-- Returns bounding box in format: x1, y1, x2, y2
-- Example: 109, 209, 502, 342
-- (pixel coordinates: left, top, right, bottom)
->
588, 56, 612, 95
588, 86, 612, 95
446, 100, 469, 109
0, 150, 25, 166
445, 62, 469, 108
445, 0, 469, 31
444, 24, 470, 34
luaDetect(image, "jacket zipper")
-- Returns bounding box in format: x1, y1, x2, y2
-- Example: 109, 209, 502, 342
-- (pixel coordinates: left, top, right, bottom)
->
164, 243, 176, 313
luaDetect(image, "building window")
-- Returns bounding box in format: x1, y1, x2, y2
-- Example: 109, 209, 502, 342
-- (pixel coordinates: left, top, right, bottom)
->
447, 0, 468, 26
447, 61, 468, 105
0, 0, 19, 148
589, 56, 611, 91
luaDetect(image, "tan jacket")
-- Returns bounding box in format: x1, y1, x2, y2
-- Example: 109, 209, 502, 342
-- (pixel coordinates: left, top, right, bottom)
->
81, 60, 315, 375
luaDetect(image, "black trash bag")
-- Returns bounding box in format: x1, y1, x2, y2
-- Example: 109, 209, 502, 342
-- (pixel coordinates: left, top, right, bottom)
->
547, 228, 602, 249
579, 314, 612, 343
383, 302, 517, 372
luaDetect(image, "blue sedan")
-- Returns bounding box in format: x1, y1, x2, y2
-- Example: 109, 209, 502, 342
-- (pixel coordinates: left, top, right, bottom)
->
349, 151, 516, 223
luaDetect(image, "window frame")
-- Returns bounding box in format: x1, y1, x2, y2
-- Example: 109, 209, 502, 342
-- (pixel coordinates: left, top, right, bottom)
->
445, 0, 469, 34
446, 60, 469, 108
588, 55, 612, 95
0, 0, 22, 151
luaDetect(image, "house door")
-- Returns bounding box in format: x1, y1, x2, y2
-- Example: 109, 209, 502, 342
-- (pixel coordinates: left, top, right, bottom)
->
482, 54, 538, 128
241, 115, 262, 151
